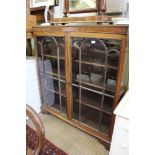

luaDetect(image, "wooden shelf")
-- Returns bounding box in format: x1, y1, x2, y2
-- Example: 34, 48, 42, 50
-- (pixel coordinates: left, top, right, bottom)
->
47, 87, 66, 98
77, 99, 112, 116
45, 54, 65, 60
73, 79, 116, 93
52, 16, 111, 24
46, 74, 66, 83
46, 70, 65, 79
72, 83, 114, 98
73, 93, 113, 115
45, 75, 66, 97
73, 59, 118, 70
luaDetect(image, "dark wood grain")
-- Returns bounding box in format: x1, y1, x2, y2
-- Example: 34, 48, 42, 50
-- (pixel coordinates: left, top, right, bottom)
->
32, 25, 128, 35
53, 15, 111, 24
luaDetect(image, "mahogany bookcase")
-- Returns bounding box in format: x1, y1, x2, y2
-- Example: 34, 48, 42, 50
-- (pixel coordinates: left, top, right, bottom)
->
32, 25, 128, 150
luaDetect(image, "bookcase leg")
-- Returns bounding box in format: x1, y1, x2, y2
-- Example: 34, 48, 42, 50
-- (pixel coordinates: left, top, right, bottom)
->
98, 139, 110, 151
41, 108, 49, 115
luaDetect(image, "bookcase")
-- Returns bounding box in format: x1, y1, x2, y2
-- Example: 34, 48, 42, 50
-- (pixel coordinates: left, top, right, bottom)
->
33, 25, 128, 149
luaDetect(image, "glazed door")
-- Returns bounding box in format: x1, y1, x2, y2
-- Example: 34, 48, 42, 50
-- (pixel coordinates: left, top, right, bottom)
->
69, 33, 126, 136
36, 35, 67, 115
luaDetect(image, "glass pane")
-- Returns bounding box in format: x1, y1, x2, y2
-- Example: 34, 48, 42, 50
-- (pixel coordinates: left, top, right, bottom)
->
61, 96, 67, 114
100, 113, 112, 135
71, 37, 121, 135
36, 36, 67, 115
73, 101, 100, 130
81, 105, 100, 130
45, 75, 66, 97
36, 42, 44, 74
49, 93, 60, 111
69, 0, 96, 10
72, 86, 114, 118
44, 57, 58, 76
43, 57, 65, 81
81, 89, 102, 109
73, 100, 79, 120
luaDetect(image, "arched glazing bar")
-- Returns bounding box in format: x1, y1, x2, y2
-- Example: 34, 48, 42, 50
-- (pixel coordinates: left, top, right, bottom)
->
36, 36, 65, 113
72, 37, 120, 133
73, 38, 110, 123
72, 43, 81, 121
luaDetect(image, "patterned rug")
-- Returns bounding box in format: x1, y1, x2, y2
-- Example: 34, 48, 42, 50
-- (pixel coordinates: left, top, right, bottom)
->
26, 125, 68, 155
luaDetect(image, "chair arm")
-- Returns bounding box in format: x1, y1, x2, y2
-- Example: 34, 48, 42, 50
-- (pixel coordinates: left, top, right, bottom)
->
26, 104, 45, 155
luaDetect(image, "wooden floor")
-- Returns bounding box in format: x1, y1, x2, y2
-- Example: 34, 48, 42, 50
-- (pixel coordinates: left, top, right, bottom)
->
27, 113, 109, 155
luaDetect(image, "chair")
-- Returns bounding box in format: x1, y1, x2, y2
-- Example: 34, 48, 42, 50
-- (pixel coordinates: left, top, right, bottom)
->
26, 104, 45, 155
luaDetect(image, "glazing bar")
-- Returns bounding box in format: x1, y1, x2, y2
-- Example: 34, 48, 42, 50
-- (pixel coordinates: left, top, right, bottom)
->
99, 39, 108, 130
73, 43, 82, 121
57, 42, 62, 112
79, 47, 82, 121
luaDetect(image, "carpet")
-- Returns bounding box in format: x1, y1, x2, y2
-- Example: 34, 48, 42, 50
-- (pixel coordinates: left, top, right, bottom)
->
26, 125, 68, 155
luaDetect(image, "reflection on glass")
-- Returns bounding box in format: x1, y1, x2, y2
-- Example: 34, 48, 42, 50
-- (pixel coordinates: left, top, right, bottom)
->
36, 36, 67, 114
69, 0, 96, 10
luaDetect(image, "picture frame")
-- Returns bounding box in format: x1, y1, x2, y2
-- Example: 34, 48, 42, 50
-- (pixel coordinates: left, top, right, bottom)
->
29, 0, 58, 8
